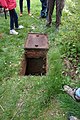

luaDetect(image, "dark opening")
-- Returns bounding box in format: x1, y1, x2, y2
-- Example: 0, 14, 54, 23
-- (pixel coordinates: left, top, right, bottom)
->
20, 54, 47, 76
25, 58, 46, 75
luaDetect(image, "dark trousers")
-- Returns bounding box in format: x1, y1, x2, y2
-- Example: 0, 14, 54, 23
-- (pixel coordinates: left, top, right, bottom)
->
40, 0, 47, 17
47, 0, 65, 27
9, 9, 18, 30
19, 0, 30, 13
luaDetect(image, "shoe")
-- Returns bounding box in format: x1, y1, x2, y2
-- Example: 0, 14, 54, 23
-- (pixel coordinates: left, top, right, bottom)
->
46, 22, 52, 27
28, 11, 31, 16
28, 13, 32, 16
39, 16, 46, 19
68, 116, 79, 120
63, 85, 75, 100
10, 29, 18, 35
16, 25, 24, 30
20, 13, 22, 17
55, 27, 59, 32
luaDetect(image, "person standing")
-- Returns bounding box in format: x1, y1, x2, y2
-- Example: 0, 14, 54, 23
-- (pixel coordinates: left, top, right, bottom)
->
46, 0, 65, 29
0, 0, 24, 35
40, 0, 47, 18
19, 0, 30, 16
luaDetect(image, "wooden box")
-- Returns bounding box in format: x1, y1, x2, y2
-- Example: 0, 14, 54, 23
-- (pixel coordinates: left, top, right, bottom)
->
21, 33, 49, 75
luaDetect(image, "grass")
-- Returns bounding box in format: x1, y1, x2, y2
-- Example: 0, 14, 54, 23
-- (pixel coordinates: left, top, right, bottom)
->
0, 0, 80, 120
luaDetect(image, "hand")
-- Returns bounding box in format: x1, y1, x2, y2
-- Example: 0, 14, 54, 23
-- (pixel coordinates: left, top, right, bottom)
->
5, 8, 9, 12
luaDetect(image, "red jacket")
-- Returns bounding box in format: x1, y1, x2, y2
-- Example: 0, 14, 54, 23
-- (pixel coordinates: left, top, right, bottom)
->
0, 0, 16, 10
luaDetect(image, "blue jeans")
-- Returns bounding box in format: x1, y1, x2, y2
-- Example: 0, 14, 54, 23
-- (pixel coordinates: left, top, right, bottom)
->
9, 9, 18, 30
40, 0, 47, 17
19, 0, 30, 13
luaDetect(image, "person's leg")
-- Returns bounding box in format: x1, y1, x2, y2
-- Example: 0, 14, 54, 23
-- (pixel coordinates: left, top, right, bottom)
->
56, 0, 65, 28
63, 85, 80, 102
74, 88, 80, 101
19, 0, 23, 16
9, 10, 15, 30
60, 0, 65, 16
40, 0, 47, 18
9, 9, 18, 35
46, 0, 55, 26
13, 9, 19, 28
26, 0, 30, 14
63, 85, 75, 100
13, 9, 24, 29
56, 0, 61, 28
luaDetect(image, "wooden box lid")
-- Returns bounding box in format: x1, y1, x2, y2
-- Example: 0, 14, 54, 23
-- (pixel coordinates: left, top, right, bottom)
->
24, 33, 49, 50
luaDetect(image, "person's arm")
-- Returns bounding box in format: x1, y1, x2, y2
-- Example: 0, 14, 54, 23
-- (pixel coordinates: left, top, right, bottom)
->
0, 0, 8, 9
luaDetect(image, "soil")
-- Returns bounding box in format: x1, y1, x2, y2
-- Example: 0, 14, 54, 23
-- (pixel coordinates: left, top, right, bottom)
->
62, 56, 80, 80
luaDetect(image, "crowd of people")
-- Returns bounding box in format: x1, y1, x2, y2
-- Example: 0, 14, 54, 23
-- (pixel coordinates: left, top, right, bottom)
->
0, 0, 65, 35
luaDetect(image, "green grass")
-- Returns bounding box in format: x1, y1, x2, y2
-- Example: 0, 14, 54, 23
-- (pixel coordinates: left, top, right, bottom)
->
0, 0, 80, 120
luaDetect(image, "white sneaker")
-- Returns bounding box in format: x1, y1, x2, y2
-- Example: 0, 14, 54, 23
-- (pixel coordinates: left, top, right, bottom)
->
10, 29, 18, 35
16, 25, 24, 30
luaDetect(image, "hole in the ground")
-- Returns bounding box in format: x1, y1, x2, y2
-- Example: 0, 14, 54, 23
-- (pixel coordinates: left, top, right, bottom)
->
20, 54, 47, 75
20, 33, 49, 76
